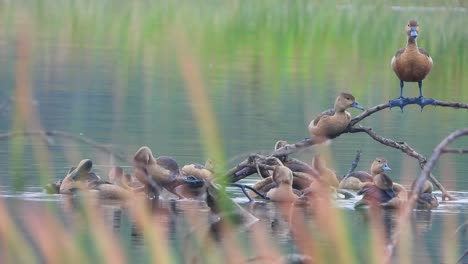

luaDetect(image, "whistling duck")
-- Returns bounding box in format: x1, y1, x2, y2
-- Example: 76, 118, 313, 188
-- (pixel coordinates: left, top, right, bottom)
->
133, 146, 204, 198
181, 159, 214, 181
339, 157, 391, 191
59, 159, 97, 194
390, 20, 433, 107
308, 93, 364, 141
266, 161, 299, 202
412, 180, 439, 210
355, 164, 396, 208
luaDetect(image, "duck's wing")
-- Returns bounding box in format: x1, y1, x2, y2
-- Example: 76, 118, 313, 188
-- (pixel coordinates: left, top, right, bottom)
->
312, 108, 335, 126
418, 47, 431, 58
391, 48, 405, 67
394, 48, 405, 58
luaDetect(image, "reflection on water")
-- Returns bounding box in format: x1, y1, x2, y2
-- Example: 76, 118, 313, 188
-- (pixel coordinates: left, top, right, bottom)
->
1, 189, 467, 263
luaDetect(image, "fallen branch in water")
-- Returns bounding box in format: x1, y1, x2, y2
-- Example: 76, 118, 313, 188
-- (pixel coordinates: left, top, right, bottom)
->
0, 130, 128, 162
225, 99, 468, 200
386, 128, 468, 263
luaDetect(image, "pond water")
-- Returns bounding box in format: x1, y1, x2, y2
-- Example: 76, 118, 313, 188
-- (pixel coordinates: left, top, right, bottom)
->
0, 1, 467, 263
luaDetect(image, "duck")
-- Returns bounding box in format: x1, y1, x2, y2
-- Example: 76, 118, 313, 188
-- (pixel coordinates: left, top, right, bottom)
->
355, 165, 396, 208
308, 93, 364, 142
132, 146, 205, 199
59, 159, 98, 194
176, 159, 215, 199
181, 159, 215, 181
390, 20, 433, 108
412, 180, 439, 210
273, 140, 317, 189
266, 161, 299, 202
339, 157, 391, 191
59, 159, 131, 200
231, 140, 315, 188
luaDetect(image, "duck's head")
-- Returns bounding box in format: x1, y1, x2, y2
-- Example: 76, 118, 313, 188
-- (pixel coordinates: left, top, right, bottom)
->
133, 146, 154, 166
406, 20, 419, 39
334, 93, 364, 112
370, 157, 391, 175
69, 159, 93, 181
272, 166, 294, 186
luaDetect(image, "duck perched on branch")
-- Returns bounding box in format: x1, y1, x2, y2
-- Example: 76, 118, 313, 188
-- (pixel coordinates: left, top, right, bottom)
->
308, 93, 364, 142
390, 20, 434, 109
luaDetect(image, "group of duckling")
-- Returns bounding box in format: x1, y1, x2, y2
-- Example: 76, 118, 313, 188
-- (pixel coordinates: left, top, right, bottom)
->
45, 20, 438, 210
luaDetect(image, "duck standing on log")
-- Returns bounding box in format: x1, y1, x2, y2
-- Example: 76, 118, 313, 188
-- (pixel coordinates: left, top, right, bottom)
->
390, 20, 434, 109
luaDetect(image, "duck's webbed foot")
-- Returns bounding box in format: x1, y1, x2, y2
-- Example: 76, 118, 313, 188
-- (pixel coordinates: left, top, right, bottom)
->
416, 96, 435, 110
389, 97, 410, 111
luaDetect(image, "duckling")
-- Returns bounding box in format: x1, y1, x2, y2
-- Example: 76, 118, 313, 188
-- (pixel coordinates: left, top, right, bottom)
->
273, 140, 317, 189
308, 93, 364, 141
390, 20, 433, 108
339, 157, 390, 191
355, 165, 396, 208
266, 163, 299, 202
312, 155, 339, 188
412, 180, 439, 210
133, 146, 204, 198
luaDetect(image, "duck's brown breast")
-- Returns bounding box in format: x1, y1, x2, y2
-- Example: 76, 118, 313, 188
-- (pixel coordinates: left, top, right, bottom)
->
392, 47, 432, 82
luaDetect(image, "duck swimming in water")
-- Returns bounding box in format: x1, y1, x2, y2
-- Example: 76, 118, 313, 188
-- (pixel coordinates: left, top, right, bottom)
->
339, 157, 390, 191
133, 146, 204, 199
59, 159, 98, 194
390, 20, 434, 108
412, 180, 439, 210
308, 93, 364, 142
59, 159, 131, 200
355, 163, 396, 208
266, 161, 299, 202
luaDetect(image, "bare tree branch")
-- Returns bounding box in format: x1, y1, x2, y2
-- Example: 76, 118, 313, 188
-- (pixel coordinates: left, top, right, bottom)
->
225, 99, 468, 200
442, 148, 468, 154
0, 130, 128, 162
385, 128, 468, 263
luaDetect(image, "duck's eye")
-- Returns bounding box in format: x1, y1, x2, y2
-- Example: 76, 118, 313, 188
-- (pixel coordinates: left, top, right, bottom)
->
345, 97, 350, 100
407, 24, 410, 26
